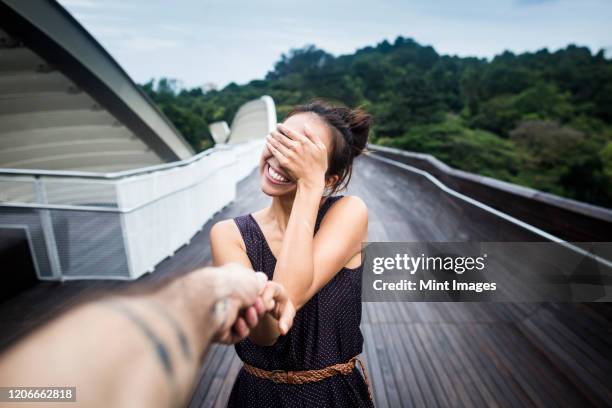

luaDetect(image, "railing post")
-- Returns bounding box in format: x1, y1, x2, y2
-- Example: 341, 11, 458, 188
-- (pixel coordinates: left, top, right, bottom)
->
35, 176, 62, 280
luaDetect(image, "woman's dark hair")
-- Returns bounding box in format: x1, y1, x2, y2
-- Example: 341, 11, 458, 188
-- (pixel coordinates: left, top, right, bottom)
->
287, 99, 372, 195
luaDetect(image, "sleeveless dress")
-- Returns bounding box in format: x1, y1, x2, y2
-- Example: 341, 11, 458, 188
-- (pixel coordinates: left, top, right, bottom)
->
228, 196, 373, 408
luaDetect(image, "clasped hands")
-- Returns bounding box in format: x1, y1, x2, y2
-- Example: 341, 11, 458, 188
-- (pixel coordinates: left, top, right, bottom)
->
207, 263, 296, 345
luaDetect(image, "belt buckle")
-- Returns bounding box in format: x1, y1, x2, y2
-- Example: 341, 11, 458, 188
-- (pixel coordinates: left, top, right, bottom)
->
270, 369, 287, 384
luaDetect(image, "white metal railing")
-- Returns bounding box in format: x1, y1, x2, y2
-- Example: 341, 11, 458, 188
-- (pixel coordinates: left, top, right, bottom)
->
0, 140, 264, 280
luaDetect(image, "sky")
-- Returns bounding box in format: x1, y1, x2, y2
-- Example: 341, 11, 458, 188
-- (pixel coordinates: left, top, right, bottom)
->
58, 0, 612, 90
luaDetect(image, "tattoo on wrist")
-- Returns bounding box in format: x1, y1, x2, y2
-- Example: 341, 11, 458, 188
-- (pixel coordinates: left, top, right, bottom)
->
147, 300, 192, 360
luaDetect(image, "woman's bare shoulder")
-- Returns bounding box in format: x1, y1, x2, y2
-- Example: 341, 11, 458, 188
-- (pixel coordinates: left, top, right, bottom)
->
334, 195, 367, 214
209, 219, 242, 246
325, 195, 368, 225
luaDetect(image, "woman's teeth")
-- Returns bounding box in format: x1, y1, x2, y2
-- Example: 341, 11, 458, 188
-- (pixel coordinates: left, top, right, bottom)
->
268, 165, 289, 183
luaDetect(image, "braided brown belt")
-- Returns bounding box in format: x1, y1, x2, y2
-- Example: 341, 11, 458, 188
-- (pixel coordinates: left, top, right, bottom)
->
243, 356, 373, 401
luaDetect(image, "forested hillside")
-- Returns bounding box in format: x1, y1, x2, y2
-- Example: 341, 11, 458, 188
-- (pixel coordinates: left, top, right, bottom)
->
140, 37, 612, 207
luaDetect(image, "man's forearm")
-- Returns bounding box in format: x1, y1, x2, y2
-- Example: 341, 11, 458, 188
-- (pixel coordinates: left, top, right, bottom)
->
0, 268, 223, 408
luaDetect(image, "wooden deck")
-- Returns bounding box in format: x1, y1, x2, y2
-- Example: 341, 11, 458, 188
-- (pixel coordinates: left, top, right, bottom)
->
0, 154, 611, 407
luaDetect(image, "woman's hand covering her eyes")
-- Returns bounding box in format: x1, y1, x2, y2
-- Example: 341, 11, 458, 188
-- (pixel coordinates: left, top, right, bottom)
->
266, 123, 328, 191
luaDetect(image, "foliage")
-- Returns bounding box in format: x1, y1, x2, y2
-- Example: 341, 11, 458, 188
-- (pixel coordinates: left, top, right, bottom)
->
140, 38, 612, 207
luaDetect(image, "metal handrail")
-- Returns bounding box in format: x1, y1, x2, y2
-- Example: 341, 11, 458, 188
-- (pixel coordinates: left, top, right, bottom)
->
0, 160, 238, 213
370, 154, 612, 270
0, 144, 234, 180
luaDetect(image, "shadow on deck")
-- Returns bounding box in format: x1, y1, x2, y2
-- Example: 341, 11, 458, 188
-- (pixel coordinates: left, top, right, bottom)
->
0, 155, 611, 407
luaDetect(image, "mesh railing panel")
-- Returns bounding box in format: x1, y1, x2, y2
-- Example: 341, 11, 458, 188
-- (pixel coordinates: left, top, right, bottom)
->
0, 140, 264, 280
51, 210, 128, 278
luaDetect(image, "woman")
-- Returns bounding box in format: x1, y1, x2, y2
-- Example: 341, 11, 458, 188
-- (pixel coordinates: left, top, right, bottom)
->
210, 99, 373, 407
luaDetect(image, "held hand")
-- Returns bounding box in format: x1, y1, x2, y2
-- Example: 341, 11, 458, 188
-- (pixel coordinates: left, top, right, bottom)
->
259, 281, 296, 335
266, 123, 327, 191
207, 263, 268, 344
214, 299, 268, 345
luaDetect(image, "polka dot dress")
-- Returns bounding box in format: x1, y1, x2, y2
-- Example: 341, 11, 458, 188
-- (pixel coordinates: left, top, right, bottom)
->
228, 196, 373, 408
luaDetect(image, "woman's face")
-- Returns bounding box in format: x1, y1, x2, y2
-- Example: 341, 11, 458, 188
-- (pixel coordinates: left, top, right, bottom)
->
259, 112, 334, 197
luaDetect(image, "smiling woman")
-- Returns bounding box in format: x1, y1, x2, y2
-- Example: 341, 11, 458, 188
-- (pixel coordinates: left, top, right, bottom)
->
210, 99, 374, 407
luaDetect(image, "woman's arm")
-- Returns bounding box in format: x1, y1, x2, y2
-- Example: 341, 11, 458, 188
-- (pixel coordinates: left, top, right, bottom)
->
273, 191, 368, 309
265, 124, 368, 332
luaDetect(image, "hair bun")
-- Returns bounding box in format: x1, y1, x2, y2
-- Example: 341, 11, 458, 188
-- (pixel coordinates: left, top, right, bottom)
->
346, 108, 372, 157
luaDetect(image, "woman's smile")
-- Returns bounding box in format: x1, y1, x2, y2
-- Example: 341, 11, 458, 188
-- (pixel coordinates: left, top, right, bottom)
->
265, 162, 294, 185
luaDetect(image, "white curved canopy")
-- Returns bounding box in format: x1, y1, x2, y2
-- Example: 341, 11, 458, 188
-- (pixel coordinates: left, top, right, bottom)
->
227, 95, 276, 144
209, 121, 230, 144
0, 1, 195, 172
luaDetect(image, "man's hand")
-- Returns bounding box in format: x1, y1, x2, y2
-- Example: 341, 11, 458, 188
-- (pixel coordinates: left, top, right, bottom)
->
198, 263, 268, 344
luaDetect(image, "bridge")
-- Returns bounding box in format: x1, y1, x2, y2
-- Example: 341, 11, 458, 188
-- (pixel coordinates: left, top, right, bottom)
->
0, 1, 611, 407
0, 156, 611, 406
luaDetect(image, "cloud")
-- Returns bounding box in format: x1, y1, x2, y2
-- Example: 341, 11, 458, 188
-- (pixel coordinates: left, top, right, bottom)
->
122, 38, 179, 51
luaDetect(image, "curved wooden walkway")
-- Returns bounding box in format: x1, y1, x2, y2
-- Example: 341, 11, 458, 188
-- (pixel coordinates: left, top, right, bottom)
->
0, 154, 610, 407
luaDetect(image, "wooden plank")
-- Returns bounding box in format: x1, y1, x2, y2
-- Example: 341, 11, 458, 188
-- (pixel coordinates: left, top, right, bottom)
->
471, 324, 548, 408
421, 323, 484, 407
462, 323, 536, 407
384, 323, 427, 407
398, 323, 451, 407
497, 323, 589, 407
519, 317, 612, 406
361, 323, 390, 407
412, 323, 469, 407
1, 156, 612, 408
433, 309, 524, 408
188, 345, 225, 408
213, 356, 242, 408
438, 324, 504, 408
202, 347, 237, 408
369, 322, 402, 406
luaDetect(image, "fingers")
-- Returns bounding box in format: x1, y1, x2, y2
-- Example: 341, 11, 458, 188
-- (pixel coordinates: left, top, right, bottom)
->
277, 123, 325, 152
213, 297, 239, 337
260, 282, 279, 311
244, 306, 259, 328
254, 272, 268, 292
232, 317, 249, 339
253, 297, 266, 317
270, 130, 299, 151
278, 300, 296, 335
259, 281, 295, 335
217, 305, 260, 344
303, 123, 326, 149
266, 140, 288, 167
266, 134, 292, 158
210, 264, 269, 344
221, 263, 267, 307
277, 123, 308, 143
